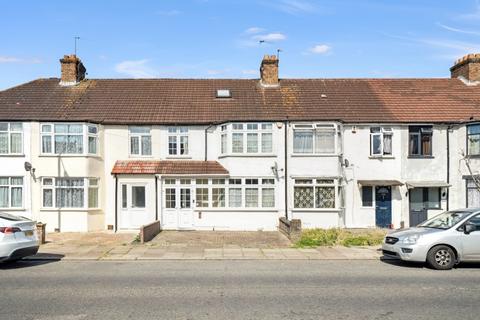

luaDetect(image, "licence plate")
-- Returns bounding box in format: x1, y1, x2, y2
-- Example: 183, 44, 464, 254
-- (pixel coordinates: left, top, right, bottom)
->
24, 230, 34, 237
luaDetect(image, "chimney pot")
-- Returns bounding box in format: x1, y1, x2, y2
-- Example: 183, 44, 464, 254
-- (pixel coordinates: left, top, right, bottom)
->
450, 53, 480, 82
59, 54, 86, 86
260, 54, 279, 86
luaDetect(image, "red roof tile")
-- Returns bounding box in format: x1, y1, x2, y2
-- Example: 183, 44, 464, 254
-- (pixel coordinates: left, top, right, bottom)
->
111, 160, 229, 175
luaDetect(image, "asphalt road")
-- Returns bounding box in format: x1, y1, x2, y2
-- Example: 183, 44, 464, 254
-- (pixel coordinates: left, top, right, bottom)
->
1, 259, 480, 320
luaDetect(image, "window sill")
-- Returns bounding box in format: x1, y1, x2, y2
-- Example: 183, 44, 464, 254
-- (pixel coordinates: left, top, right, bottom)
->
408, 155, 434, 159
0, 208, 26, 211
465, 154, 480, 158
0, 154, 25, 157
166, 156, 192, 159
218, 154, 277, 158
39, 154, 101, 158
193, 208, 277, 212
291, 153, 340, 158
40, 208, 101, 212
368, 156, 395, 159
292, 208, 342, 212
128, 155, 154, 158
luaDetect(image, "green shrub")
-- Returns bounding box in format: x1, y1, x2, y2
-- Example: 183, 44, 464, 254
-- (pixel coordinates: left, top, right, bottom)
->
295, 228, 386, 248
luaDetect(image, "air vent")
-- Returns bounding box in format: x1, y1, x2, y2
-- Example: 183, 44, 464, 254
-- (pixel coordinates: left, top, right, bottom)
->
216, 89, 231, 98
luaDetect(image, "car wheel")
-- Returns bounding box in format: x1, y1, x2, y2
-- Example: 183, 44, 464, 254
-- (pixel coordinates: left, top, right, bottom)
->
426, 245, 456, 270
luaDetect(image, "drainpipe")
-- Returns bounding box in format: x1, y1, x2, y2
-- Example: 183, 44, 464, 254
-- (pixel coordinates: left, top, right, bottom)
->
155, 175, 158, 221
204, 123, 216, 161
284, 119, 289, 220
446, 125, 451, 211
114, 174, 118, 232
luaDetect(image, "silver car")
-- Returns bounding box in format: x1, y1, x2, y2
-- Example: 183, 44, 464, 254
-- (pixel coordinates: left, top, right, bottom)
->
0, 212, 39, 262
382, 208, 480, 269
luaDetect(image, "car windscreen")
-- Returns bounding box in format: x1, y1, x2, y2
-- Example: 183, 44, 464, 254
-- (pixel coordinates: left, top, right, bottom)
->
418, 211, 472, 229
0, 212, 29, 221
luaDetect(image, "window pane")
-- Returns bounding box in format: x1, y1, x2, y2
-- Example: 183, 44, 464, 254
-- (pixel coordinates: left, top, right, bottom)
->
247, 133, 258, 153
212, 179, 225, 185
0, 132, 8, 154
262, 188, 275, 207
180, 188, 191, 208
88, 126, 98, 134
180, 179, 190, 185
262, 179, 275, 185
294, 186, 314, 208
212, 188, 225, 207
196, 179, 208, 185
362, 186, 373, 207
221, 134, 227, 154
421, 134, 432, 156
88, 136, 97, 154
468, 134, 480, 155
232, 133, 243, 153
315, 186, 335, 208
229, 188, 242, 207
168, 136, 177, 155
129, 126, 150, 134
43, 189, 53, 207
67, 124, 83, 134
409, 133, 420, 155
41, 124, 52, 133
56, 187, 84, 208
468, 125, 480, 135
54, 135, 67, 153
41, 136, 51, 153
54, 124, 67, 133
0, 186, 8, 207
165, 188, 176, 208
315, 130, 335, 154
0, 177, 8, 185
261, 123, 272, 130
247, 123, 258, 130
245, 188, 258, 207
141, 136, 152, 155
132, 186, 146, 208
0, 123, 8, 131
196, 188, 209, 207
293, 131, 313, 153
261, 133, 273, 153
232, 124, 243, 130
67, 135, 83, 153
10, 133, 22, 153
428, 188, 440, 209
10, 123, 22, 131
246, 179, 258, 185
371, 134, 381, 155
164, 179, 175, 185
43, 178, 53, 186
229, 179, 241, 185
88, 187, 98, 208
383, 134, 392, 155
130, 136, 140, 155
180, 136, 188, 155
11, 177, 23, 185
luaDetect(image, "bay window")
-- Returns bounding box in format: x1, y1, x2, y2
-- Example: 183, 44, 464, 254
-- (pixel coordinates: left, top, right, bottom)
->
294, 179, 336, 209
42, 177, 99, 209
0, 177, 23, 208
370, 127, 392, 156
41, 123, 98, 155
0, 122, 23, 155
293, 123, 336, 154
168, 127, 188, 156
129, 126, 151, 156
467, 124, 480, 156
409, 126, 432, 157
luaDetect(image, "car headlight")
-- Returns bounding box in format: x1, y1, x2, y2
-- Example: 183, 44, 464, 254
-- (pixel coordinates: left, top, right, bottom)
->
402, 235, 420, 245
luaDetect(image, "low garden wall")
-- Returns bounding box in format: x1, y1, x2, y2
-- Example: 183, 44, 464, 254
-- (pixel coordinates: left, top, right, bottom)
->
278, 217, 302, 242
139, 220, 161, 243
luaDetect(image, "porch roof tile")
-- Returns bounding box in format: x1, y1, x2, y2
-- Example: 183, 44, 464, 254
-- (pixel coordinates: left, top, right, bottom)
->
111, 160, 229, 175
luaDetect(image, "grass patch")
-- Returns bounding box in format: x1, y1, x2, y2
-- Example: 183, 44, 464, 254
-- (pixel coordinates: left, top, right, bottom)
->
295, 228, 386, 248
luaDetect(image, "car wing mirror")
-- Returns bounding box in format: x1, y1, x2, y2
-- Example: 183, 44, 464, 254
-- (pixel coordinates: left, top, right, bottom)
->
464, 223, 476, 235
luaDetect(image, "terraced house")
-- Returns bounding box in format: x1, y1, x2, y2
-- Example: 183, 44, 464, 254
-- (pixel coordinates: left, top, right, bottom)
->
2, 53, 480, 232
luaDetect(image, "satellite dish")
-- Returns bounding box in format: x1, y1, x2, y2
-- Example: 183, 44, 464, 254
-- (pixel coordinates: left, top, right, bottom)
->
24, 162, 32, 172
344, 159, 350, 168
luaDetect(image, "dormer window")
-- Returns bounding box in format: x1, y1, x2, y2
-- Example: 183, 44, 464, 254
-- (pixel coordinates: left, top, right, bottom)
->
216, 89, 231, 98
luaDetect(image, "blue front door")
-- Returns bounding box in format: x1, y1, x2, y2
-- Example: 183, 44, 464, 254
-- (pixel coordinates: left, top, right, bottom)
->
375, 186, 392, 228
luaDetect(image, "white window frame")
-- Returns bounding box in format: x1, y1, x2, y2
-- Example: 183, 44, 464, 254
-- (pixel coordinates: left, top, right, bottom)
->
0, 177, 24, 209
222, 123, 274, 155
41, 177, 99, 209
167, 127, 189, 156
0, 122, 23, 155
128, 126, 152, 157
40, 123, 98, 156
370, 127, 393, 157
292, 123, 337, 155
293, 178, 338, 210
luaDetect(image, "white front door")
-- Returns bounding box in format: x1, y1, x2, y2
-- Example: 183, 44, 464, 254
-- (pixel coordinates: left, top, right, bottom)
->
119, 183, 150, 229
162, 179, 194, 230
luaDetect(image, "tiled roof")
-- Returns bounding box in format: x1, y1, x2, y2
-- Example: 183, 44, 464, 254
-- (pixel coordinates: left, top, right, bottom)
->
2, 78, 480, 123
111, 160, 229, 175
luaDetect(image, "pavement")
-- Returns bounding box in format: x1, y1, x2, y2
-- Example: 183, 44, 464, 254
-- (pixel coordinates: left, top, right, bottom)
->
1, 260, 480, 320
30, 231, 384, 261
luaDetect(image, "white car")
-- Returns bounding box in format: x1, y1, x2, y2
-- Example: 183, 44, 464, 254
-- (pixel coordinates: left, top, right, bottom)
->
0, 212, 39, 262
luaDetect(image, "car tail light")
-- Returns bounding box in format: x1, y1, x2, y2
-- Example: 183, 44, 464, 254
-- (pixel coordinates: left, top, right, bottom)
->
0, 227, 21, 234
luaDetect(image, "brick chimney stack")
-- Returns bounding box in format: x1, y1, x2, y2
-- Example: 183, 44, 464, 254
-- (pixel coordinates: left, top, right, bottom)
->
450, 53, 480, 82
260, 55, 279, 86
59, 55, 86, 86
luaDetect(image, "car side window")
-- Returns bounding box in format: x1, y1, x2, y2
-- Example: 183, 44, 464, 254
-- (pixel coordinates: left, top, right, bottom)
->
468, 214, 480, 231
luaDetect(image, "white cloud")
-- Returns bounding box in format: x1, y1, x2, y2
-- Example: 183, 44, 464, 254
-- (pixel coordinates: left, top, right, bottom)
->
437, 23, 480, 36
0, 56, 42, 64
114, 59, 156, 78
308, 44, 331, 54
244, 27, 265, 34
252, 33, 287, 42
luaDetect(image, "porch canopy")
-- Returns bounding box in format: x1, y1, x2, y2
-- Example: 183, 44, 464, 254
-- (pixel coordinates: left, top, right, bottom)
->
405, 180, 451, 189
357, 179, 403, 187
111, 160, 229, 176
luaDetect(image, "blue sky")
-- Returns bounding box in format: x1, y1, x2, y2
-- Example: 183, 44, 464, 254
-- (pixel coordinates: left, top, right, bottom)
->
1, 0, 480, 90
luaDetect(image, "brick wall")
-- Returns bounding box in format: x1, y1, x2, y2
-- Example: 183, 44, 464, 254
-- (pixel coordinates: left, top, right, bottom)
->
450, 53, 480, 81
260, 55, 279, 86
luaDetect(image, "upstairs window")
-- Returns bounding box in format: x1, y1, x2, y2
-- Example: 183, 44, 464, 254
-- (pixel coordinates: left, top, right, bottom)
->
370, 127, 392, 156
168, 127, 189, 156
409, 126, 432, 157
467, 124, 480, 156
0, 122, 23, 155
129, 126, 151, 156
41, 123, 97, 155
293, 124, 336, 154
223, 123, 274, 155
